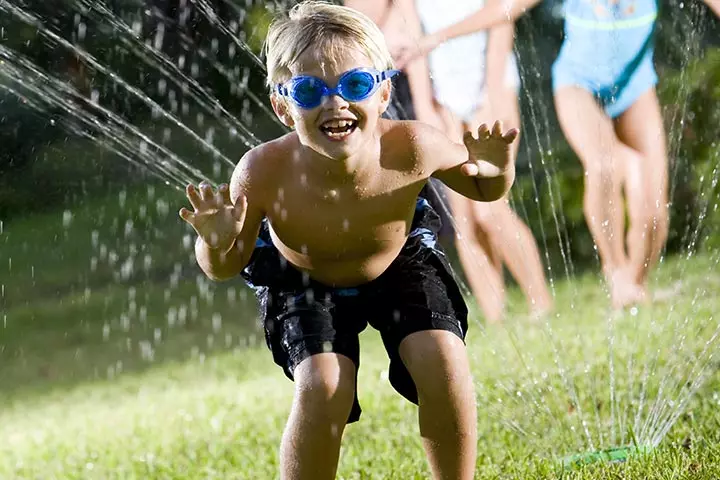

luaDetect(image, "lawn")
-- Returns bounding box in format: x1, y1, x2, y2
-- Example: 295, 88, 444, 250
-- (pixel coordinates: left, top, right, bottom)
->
1, 186, 719, 479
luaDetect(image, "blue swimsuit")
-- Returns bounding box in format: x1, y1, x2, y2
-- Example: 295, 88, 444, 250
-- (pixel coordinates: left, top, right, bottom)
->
552, 0, 658, 118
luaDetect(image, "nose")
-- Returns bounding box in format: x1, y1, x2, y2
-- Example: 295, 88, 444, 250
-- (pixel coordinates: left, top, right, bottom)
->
321, 91, 349, 109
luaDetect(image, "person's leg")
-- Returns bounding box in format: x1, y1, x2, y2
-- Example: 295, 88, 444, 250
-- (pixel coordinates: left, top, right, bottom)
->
554, 86, 644, 308
263, 284, 364, 480
437, 103, 506, 322
613, 87, 669, 289
471, 87, 553, 317
399, 330, 477, 480
450, 191, 506, 321
437, 105, 505, 319
472, 200, 554, 316
281, 353, 357, 480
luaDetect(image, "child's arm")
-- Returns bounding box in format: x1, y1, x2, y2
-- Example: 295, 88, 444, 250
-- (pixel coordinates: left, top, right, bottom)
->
414, 121, 518, 202
180, 150, 265, 281
391, 0, 443, 127
396, 0, 540, 67
702, 0, 720, 17
485, 23, 515, 96
343, 0, 389, 26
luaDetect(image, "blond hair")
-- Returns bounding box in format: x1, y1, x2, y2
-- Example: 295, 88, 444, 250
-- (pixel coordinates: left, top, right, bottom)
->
264, 1, 394, 89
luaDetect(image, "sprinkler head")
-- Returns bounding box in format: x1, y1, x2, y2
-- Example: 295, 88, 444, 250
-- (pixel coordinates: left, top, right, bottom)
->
560, 444, 653, 468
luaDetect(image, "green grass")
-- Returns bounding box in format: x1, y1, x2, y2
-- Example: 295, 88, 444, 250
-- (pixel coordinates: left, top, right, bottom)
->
2, 187, 720, 479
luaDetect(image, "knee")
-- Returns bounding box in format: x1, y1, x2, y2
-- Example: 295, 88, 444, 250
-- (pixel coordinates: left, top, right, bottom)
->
401, 332, 475, 404
583, 162, 620, 193
294, 356, 356, 422
583, 147, 636, 192
630, 202, 669, 234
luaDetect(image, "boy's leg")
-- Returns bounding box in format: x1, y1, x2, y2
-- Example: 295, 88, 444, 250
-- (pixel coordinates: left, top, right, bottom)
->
281, 353, 357, 480
554, 86, 644, 308
613, 87, 669, 287
398, 330, 477, 480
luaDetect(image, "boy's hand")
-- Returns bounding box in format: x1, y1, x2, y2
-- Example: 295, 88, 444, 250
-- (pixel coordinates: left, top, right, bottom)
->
179, 182, 247, 253
461, 120, 519, 178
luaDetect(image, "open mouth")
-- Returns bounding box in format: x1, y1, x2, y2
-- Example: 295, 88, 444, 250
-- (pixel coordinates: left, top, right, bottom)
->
319, 119, 358, 141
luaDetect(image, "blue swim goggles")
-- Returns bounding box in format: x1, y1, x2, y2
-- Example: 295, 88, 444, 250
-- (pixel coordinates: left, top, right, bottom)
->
276, 68, 400, 109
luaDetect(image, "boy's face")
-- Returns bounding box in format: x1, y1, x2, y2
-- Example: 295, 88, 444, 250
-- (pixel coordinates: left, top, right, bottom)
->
271, 46, 392, 161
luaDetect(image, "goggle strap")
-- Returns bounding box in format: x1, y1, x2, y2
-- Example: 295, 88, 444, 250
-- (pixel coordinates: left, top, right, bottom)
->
378, 69, 400, 82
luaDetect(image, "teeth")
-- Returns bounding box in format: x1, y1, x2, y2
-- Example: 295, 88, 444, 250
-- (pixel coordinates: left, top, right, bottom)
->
324, 120, 354, 128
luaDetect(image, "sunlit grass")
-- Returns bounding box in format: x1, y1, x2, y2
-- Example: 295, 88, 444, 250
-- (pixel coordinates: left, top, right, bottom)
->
2, 189, 720, 478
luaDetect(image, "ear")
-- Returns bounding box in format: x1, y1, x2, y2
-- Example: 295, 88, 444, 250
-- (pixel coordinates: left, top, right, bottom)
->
270, 93, 295, 128
377, 79, 392, 115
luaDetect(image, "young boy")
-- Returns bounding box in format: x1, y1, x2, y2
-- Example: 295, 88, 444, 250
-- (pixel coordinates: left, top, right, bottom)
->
179, 2, 518, 479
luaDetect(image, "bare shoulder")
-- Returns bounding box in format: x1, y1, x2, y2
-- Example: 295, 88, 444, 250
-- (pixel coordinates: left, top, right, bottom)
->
381, 119, 452, 172
229, 132, 296, 205
378, 119, 430, 171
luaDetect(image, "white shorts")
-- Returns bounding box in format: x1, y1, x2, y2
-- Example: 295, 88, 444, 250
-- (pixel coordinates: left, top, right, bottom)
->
416, 0, 520, 122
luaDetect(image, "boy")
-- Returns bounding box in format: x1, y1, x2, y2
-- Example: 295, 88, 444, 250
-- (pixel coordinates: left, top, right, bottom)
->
179, 2, 518, 479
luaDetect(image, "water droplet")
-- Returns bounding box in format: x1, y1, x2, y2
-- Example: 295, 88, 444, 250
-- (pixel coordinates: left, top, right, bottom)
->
62, 210, 73, 228
212, 313, 222, 332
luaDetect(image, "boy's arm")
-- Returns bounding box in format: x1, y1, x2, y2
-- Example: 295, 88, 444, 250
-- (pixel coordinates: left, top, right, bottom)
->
194, 152, 265, 281
412, 123, 517, 202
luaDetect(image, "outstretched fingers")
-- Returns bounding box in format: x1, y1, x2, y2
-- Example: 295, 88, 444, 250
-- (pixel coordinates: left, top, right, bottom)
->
231, 192, 247, 221
218, 183, 232, 204
199, 181, 214, 201
178, 206, 195, 222
460, 162, 480, 177
186, 184, 202, 209
502, 128, 519, 144
477, 123, 491, 139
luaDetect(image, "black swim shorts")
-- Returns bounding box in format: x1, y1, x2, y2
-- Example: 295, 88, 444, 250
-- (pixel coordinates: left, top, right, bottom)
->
241, 198, 468, 423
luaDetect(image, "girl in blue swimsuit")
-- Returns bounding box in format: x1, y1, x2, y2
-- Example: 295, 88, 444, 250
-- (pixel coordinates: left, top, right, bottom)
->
398, 0, 719, 308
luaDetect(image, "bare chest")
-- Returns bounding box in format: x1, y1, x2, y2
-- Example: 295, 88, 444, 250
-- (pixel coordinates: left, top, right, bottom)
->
264, 175, 422, 260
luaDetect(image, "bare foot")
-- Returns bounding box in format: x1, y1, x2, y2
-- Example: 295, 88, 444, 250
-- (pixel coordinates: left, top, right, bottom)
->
608, 267, 646, 310
528, 304, 553, 323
